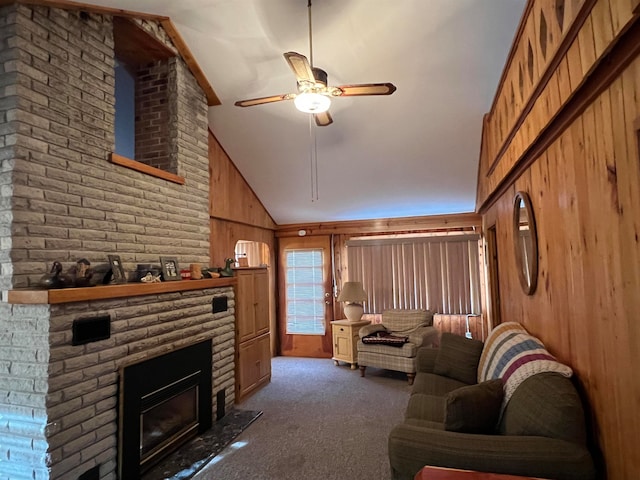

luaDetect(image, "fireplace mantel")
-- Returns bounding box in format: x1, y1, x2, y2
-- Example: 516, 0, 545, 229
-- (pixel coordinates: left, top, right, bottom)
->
6, 277, 237, 305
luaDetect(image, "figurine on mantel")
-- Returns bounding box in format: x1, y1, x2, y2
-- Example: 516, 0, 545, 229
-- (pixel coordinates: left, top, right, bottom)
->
38, 259, 94, 289
219, 258, 235, 277
140, 272, 162, 283
72, 258, 93, 287
38, 261, 67, 289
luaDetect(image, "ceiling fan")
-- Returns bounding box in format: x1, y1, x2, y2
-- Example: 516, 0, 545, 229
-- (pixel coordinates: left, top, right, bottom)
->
234, 0, 397, 127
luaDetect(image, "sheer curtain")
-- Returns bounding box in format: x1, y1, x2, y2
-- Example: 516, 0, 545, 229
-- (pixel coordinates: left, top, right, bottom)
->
346, 235, 481, 314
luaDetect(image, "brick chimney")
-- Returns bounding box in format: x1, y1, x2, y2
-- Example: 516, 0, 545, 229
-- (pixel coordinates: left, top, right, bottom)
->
0, 4, 234, 479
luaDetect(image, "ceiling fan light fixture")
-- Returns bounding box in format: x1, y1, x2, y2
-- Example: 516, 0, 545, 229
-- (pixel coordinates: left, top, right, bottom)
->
294, 92, 331, 113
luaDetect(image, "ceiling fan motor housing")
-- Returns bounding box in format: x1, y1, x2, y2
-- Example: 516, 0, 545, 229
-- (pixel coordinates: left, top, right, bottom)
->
312, 67, 328, 87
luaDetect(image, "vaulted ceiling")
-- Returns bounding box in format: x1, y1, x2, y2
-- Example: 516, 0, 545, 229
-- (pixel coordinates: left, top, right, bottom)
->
90, 0, 527, 225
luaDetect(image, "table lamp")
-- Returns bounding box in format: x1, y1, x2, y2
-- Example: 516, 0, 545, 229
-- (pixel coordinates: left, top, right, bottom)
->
337, 281, 368, 323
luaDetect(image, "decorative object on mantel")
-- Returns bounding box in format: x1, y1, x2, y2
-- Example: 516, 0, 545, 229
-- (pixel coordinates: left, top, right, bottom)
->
337, 281, 368, 322
219, 258, 235, 277
38, 261, 69, 289
106, 254, 127, 284
136, 264, 162, 282
190, 263, 203, 280
160, 256, 181, 281
204, 267, 221, 278
72, 258, 93, 287
140, 272, 162, 283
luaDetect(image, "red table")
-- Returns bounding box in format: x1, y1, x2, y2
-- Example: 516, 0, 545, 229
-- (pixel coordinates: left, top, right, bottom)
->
415, 466, 545, 480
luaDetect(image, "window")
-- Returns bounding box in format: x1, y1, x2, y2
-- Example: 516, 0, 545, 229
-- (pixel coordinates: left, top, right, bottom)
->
114, 59, 136, 158
112, 17, 181, 180
346, 234, 481, 314
285, 249, 326, 335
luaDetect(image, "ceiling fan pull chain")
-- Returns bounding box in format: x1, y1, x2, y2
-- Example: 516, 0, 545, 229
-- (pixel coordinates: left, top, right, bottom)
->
309, 114, 319, 201
307, 0, 313, 67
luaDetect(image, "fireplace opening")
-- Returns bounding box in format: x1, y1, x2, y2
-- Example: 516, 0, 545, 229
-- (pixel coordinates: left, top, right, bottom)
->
119, 340, 213, 479
140, 372, 199, 468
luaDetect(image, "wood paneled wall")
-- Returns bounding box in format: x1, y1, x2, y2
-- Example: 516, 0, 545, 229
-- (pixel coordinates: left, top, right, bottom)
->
208, 130, 278, 353
478, 2, 640, 478
208, 128, 275, 268
433, 314, 486, 343
208, 130, 276, 232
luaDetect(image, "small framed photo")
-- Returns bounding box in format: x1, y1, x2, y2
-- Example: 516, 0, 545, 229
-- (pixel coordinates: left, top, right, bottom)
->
107, 255, 127, 284
160, 256, 180, 281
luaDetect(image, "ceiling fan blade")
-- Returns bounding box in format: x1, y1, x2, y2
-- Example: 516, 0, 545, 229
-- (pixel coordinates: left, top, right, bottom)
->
314, 111, 333, 127
234, 93, 295, 107
334, 83, 397, 96
284, 51, 316, 85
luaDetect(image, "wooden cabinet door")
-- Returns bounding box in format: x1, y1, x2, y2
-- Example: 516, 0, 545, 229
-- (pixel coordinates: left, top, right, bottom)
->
236, 270, 256, 343
254, 269, 270, 336
237, 333, 271, 399
256, 333, 271, 382
332, 326, 351, 361
237, 338, 257, 399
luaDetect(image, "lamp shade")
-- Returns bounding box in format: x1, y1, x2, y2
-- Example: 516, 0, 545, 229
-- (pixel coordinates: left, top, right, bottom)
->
294, 92, 331, 113
337, 282, 367, 303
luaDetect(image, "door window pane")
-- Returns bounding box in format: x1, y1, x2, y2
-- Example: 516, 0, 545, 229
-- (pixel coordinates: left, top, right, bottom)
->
285, 249, 325, 335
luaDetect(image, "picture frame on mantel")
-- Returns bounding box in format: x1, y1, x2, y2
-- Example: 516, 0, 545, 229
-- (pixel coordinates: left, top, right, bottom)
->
107, 255, 127, 284
160, 256, 180, 281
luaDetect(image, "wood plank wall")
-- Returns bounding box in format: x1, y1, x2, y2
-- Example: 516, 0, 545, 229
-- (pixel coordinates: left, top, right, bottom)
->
433, 314, 486, 343
477, 1, 640, 478
208, 130, 278, 353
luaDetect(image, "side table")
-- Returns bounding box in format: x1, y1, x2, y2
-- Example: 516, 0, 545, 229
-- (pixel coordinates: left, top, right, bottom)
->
415, 466, 545, 480
330, 319, 369, 369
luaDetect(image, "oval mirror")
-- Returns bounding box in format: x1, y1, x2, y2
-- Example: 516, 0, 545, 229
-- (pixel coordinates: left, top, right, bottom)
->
513, 191, 538, 295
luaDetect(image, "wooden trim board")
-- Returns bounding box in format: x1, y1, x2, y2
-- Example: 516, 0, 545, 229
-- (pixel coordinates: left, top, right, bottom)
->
110, 153, 186, 185
7, 277, 236, 304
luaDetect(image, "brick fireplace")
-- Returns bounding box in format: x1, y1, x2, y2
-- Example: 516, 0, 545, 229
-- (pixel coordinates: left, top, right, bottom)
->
4, 285, 236, 480
0, 3, 232, 479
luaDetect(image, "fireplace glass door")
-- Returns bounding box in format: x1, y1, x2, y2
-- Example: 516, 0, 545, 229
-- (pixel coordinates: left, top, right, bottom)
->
140, 374, 200, 469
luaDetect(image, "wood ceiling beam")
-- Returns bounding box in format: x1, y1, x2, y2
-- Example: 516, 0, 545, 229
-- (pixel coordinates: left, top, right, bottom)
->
161, 19, 221, 106
275, 213, 482, 237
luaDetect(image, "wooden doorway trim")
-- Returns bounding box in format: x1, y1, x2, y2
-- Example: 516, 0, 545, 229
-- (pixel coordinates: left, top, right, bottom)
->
278, 235, 334, 357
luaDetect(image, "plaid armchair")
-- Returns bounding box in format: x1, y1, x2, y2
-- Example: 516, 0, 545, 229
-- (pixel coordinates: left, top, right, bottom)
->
357, 309, 438, 385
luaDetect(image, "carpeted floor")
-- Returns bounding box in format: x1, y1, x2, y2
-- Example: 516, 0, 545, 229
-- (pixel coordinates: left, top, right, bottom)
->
193, 357, 413, 480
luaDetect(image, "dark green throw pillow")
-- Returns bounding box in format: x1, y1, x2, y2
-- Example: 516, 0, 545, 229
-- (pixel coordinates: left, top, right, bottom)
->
444, 379, 504, 433
433, 332, 484, 384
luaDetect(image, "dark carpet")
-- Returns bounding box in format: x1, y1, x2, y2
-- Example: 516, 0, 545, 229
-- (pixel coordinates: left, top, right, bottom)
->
192, 356, 412, 480
143, 409, 262, 480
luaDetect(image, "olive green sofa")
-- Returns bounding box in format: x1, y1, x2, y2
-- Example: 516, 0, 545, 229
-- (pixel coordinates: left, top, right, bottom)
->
388, 323, 596, 480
